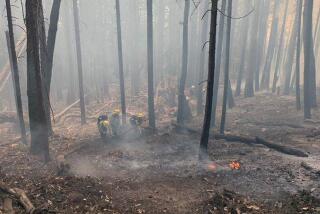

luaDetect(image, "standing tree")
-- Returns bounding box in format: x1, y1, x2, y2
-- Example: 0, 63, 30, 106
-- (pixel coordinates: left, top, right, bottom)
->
26, 0, 49, 161
199, 0, 218, 160
220, 0, 232, 134
115, 0, 126, 124
5, 0, 27, 145
295, 0, 302, 110
177, 0, 191, 124
196, 0, 210, 115
147, 0, 156, 129
211, 0, 227, 126
303, 0, 316, 118
72, 0, 86, 124
272, 0, 289, 93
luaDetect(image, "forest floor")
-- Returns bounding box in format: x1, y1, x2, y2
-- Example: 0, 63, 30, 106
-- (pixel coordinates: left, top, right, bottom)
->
0, 93, 320, 213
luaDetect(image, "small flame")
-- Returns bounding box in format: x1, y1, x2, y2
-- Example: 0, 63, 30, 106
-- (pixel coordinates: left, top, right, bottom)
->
229, 161, 241, 170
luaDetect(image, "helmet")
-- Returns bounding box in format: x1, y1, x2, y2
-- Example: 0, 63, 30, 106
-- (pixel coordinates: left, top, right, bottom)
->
113, 109, 121, 116
137, 112, 144, 118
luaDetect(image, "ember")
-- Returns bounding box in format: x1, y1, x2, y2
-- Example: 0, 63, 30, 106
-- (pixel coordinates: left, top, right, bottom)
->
229, 161, 241, 170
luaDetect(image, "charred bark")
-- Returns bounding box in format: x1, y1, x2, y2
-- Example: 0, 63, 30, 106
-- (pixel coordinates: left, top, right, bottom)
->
220, 0, 232, 134
199, 0, 218, 159
5, 0, 27, 145
26, 0, 49, 161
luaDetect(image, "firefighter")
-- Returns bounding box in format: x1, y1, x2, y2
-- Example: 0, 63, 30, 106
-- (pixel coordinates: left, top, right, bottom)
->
110, 109, 121, 136
97, 113, 110, 140
129, 113, 145, 135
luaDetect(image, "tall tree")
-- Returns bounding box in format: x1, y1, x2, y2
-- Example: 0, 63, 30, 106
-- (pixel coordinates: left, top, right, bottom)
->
5, 0, 27, 145
211, 0, 227, 126
115, 0, 126, 124
244, 0, 261, 97
72, 0, 86, 124
199, 0, 218, 160
147, 0, 156, 129
272, 0, 289, 93
283, 5, 299, 95
26, 0, 49, 161
303, 0, 316, 118
295, 0, 302, 110
260, 1, 279, 91
196, 0, 210, 115
235, 19, 249, 97
177, 0, 191, 124
45, 0, 62, 93
220, 0, 232, 134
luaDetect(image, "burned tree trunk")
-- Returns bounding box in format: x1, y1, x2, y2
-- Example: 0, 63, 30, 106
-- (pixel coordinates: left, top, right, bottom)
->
147, 0, 156, 129
220, 0, 232, 134
197, 0, 210, 115
303, 0, 316, 118
177, 0, 191, 124
72, 0, 86, 124
211, 0, 227, 127
38, 0, 53, 134
5, 0, 27, 145
26, 0, 49, 161
45, 0, 61, 92
199, 0, 218, 160
115, 0, 126, 124
295, 0, 302, 110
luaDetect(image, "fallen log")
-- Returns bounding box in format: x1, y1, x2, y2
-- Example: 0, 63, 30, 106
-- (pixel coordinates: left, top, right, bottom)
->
172, 123, 309, 157
0, 181, 35, 213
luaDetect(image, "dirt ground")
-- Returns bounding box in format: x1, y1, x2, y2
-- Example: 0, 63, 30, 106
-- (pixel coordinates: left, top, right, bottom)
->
0, 93, 320, 213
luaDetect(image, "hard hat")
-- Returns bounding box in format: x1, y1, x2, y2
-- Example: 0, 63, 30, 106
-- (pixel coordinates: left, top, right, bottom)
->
137, 112, 144, 118
113, 109, 120, 115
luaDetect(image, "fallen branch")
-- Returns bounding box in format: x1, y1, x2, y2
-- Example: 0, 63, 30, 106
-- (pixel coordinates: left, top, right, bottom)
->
172, 123, 308, 157
0, 181, 35, 213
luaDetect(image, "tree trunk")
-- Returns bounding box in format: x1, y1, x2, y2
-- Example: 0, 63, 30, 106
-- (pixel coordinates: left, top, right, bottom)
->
245, 0, 261, 97
38, 0, 53, 134
235, 19, 249, 97
115, 0, 126, 124
220, 0, 232, 134
260, 1, 279, 91
5, 0, 27, 145
196, 0, 210, 115
147, 0, 156, 129
177, 0, 191, 124
303, 0, 316, 118
283, 6, 299, 95
272, 0, 289, 93
26, 0, 49, 161
211, 0, 227, 127
72, 0, 86, 124
295, 0, 302, 110
199, 0, 218, 160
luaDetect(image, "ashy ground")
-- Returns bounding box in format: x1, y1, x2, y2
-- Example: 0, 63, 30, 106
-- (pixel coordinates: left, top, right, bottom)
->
0, 93, 319, 213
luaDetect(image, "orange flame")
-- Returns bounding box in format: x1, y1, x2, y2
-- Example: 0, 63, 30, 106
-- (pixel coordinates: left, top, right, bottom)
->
229, 161, 241, 170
